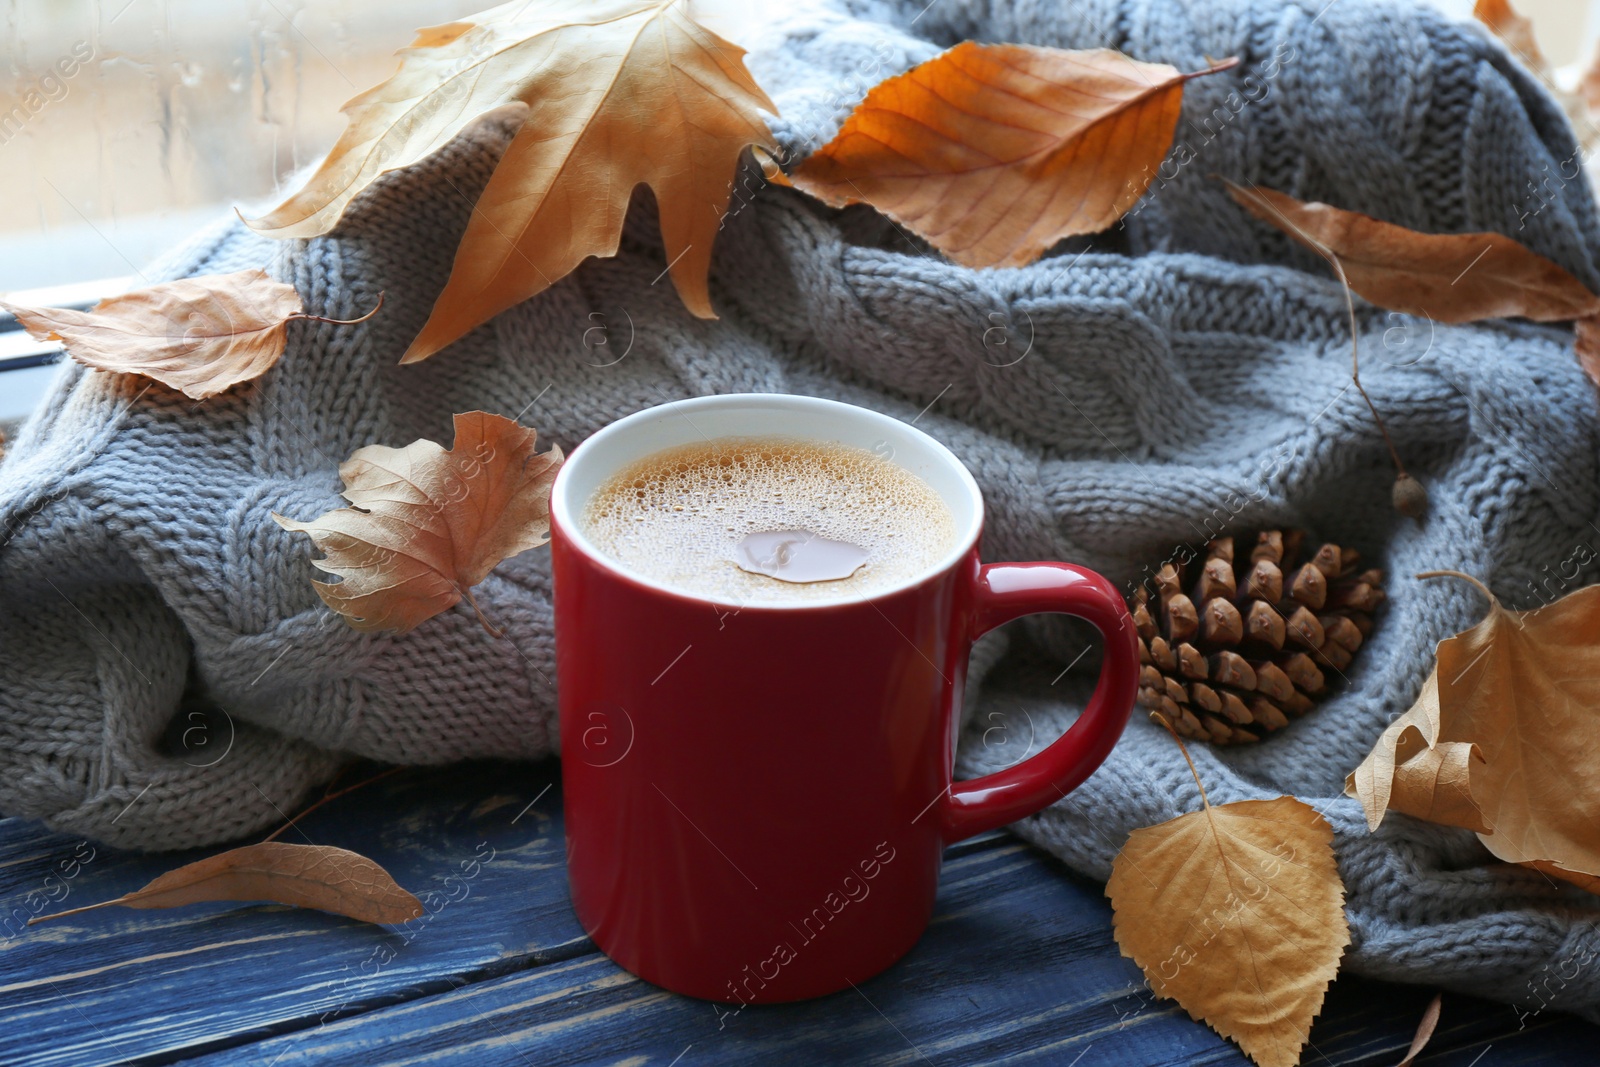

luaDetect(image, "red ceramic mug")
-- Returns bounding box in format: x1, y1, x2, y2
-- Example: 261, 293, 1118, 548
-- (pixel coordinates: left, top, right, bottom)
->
551, 394, 1138, 1004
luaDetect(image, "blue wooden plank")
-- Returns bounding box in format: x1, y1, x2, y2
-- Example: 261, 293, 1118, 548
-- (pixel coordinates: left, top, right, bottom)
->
3, 760, 1597, 1066
0, 761, 588, 1066
178, 840, 1239, 1067
171, 837, 1600, 1067
1309, 983, 1588, 1066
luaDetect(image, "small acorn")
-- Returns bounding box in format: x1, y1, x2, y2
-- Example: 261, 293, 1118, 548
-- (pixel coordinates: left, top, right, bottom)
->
1391, 472, 1428, 520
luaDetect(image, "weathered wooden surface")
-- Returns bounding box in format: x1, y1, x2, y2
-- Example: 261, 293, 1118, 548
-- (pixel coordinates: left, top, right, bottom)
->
0, 760, 1593, 1066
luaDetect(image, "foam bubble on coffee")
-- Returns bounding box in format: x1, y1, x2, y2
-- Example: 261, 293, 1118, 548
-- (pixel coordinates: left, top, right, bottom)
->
582, 437, 957, 604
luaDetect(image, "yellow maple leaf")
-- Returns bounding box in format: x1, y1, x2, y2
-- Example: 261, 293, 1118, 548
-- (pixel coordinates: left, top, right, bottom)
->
246, 0, 777, 362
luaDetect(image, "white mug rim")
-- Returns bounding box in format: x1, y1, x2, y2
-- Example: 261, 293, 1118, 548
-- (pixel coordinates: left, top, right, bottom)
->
550, 393, 985, 610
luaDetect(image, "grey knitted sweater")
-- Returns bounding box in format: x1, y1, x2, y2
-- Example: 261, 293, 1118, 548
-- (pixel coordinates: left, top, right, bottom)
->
5, 0, 1600, 1016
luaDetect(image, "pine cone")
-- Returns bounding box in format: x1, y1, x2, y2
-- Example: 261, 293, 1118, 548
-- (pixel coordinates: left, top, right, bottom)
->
1131, 530, 1384, 744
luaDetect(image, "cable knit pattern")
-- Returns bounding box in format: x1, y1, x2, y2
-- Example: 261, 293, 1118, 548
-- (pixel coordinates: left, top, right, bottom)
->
4, 0, 1600, 1016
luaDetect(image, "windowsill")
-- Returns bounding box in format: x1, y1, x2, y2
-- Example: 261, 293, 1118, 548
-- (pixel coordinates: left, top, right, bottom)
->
0, 364, 60, 430
0, 274, 137, 431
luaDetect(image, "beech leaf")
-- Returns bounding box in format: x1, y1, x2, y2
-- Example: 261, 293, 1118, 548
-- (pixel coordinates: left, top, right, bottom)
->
1346, 571, 1600, 891
0, 270, 319, 400
791, 44, 1235, 269
1224, 181, 1600, 324
1108, 742, 1348, 1067
28, 843, 423, 926
244, 0, 777, 362
273, 411, 563, 635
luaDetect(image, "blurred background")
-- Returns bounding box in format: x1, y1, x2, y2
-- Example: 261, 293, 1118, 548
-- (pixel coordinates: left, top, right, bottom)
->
0, 0, 487, 292
0, 0, 1595, 291
0, 0, 1595, 426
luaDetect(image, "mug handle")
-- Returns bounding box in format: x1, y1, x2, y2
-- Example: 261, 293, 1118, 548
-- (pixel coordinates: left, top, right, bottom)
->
940, 562, 1140, 843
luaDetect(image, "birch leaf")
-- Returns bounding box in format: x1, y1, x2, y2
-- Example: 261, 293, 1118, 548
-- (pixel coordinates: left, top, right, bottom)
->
273, 411, 563, 635
1, 271, 306, 400
1108, 786, 1348, 1067
29, 843, 423, 926
791, 44, 1235, 269
244, 0, 777, 362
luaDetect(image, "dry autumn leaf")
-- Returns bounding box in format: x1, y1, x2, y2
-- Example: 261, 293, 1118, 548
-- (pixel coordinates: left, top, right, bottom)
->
1345, 672, 1489, 835
28, 843, 423, 926
0, 271, 378, 401
274, 411, 562, 635
1107, 729, 1349, 1067
1575, 315, 1600, 389
1224, 181, 1600, 324
791, 44, 1235, 269
1346, 571, 1600, 891
245, 0, 777, 363
753, 145, 793, 189
1396, 993, 1442, 1067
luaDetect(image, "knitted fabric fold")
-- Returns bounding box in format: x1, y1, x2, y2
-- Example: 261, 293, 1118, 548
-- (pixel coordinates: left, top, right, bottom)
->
4, 0, 1600, 1015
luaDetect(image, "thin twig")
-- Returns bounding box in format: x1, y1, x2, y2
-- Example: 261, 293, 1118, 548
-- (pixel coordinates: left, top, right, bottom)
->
1233, 181, 1410, 479
262, 766, 405, 843
1325, 249, 1410, 479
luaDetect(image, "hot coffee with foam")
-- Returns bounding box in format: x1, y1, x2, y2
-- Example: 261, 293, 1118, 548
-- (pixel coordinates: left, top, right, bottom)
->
581, 436, 957, 604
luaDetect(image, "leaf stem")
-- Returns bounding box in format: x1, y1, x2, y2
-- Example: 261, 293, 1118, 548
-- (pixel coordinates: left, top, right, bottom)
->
33, 768, 407, 922
262, 765, 405, 844
1183, 55, 1242, 81
27, 895, 131, 925
1416, 568, 1498, 606
1151, 712, 1212, 811
1397, 992, 1443, 1067
463, 587, 504, 638
287, 291, 385, 327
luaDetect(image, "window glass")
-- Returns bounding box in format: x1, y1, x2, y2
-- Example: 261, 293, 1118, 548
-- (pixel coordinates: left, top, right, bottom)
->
0, 0, 1595, 293
0, 0, 483, 289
